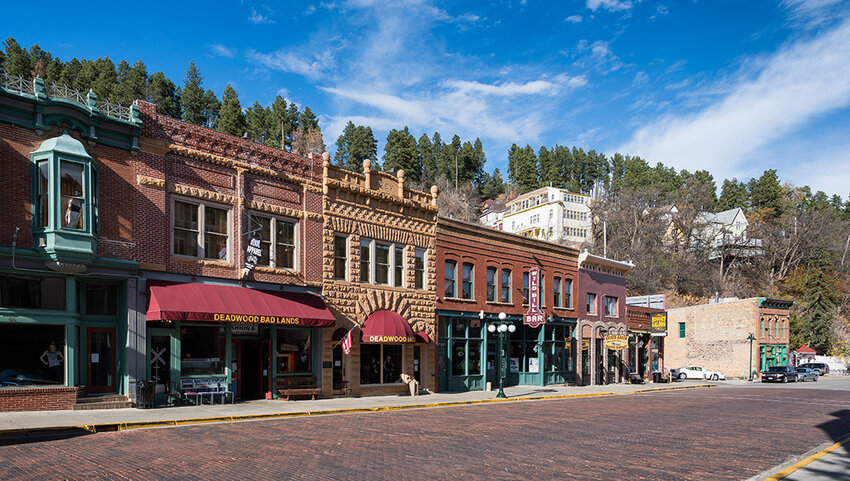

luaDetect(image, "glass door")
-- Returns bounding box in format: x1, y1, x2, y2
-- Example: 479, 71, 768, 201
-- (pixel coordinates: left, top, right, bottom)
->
87, 328, 116, 393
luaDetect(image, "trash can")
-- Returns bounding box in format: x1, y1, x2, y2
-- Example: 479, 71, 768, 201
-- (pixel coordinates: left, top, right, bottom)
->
136, 380, 155, 409
652, 372, 661, 383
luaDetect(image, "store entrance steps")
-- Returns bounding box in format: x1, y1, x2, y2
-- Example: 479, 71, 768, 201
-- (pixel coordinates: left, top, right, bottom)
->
73, 394, 133, 410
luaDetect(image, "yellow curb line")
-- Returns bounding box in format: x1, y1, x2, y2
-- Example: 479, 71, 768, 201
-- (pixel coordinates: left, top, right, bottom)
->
0, 383, 715, 439
761, 434, 850, 481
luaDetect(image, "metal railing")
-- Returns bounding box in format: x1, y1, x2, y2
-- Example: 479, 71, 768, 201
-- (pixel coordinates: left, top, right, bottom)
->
0, 71, 134, 121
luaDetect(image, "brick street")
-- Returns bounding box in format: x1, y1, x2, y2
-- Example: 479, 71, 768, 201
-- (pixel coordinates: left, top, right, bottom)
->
2, 383, 850, 480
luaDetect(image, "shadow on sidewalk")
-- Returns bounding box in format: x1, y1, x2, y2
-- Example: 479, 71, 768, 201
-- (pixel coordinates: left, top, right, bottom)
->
0, 429, 93, 446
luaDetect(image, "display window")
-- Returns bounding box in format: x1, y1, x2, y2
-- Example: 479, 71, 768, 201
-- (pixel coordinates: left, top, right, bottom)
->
0, 324, 65, 386
180, 325, 224, 375
360, 344, 402, 384
277, 328, 312, 374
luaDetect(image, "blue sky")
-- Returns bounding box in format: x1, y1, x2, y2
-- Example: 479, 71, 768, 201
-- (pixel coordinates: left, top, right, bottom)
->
3, 0, 850, 196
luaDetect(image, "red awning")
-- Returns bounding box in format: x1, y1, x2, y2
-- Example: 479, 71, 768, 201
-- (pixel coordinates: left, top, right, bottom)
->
360, 310, 416, 343
147, 283, 336, 327
415, 331, 431, 344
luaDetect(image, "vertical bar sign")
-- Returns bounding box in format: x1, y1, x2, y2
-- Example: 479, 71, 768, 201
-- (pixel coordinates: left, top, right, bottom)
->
524, 267, 545, 328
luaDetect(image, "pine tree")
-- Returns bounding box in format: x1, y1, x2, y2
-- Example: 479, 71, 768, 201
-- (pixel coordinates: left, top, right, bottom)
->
181, 61, 206, 125
270, 95, 292, 150
516, 144, 539, 193
797, 247, 841, 353
383, 127, 421, 181
202, 89, 220, 128
90, 57, 118, 102
299, 106, 319, 131
507, 143, 520, 185
553, 145, 575, 190
538, 145, 556, 188
418, 133, 437, 186
148, 71, 181, 118
117, 60, 148, 105
246, 101, 272, 144
717, 178, 749, 211
432, 132, 446, 179
333, 121, 377, 172
750, 169, 784, 217
28, 44, 51, 80
480, 168, 506, 199
217, 84, 246, 136
471, 138, 487, 187
2, 38, 32, 78
59, 58, 82, 88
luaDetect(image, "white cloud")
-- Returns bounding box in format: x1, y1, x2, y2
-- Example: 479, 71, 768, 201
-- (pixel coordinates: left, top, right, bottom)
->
209, 44, 235, 58
247, 48, 333, 79
618, 17, 850, 182
443, 75, 586, 96
586, 0, 633, 13
634, 71, 649, 85
566, 15, 583, 23
248, 7, 275, 24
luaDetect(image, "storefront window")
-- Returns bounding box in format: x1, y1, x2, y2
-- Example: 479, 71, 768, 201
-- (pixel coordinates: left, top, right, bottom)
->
277, 328, 312, 374
0, 324, 65, 385
0, 275, 66, 310
449, 319, 482, 377
509, 323, 541, 373
180, 326, 224, 375
544, 325, 568, 372
360, 344, 402, 384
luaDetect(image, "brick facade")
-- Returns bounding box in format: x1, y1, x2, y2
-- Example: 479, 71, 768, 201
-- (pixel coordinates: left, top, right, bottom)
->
0, 386, 82, 412
320, 159, 438, 396
665, 298, 791, 379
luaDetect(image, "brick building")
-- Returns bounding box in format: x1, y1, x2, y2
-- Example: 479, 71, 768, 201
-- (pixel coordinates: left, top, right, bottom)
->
575, 251, 633, 385
436, 217, 579, 391
665, 298, 793, 379
320, 158, 438, 396
1, 76, 142, 410
625, 305, 667, 382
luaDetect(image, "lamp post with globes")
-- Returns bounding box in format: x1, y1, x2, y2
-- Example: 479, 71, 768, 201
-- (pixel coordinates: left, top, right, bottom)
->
746, 333, 757, 382
488, 312, 516, 398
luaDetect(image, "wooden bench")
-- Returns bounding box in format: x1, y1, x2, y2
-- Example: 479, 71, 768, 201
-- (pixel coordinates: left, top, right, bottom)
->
276, 376, 320, 401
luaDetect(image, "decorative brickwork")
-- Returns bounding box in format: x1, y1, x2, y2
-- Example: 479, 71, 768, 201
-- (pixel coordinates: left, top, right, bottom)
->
321, 158, 438, 396
0, 386, 82, 412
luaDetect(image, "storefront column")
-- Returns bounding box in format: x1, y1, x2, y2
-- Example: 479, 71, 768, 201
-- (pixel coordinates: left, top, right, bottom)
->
574, 326, 583, 386
588, 327, 596, 386
65, 322, 78, 387
224, 324, 233, 387
602, 345, 609, 385
270, 327, 278, 399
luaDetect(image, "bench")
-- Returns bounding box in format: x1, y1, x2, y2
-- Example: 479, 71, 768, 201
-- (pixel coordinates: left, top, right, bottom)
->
180, 378, 233, 405
276, 376, 320, 401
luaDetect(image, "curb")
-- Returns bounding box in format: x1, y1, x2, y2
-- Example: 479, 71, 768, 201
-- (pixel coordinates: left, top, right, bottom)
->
0, 383, 715, 440
760, 432, 850, 481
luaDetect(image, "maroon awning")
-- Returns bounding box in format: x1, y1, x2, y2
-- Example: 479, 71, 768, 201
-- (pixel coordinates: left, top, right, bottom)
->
415, 331, 431, 344
147, 283, 336, 327
360, 310, 416, 343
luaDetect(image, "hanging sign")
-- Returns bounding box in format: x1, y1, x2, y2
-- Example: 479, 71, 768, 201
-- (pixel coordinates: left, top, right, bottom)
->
242, 236, 262, 278
604, 334, 629, 351
524, 267, 545, 328
231, 323, 259, 336
651, 313, 668, 332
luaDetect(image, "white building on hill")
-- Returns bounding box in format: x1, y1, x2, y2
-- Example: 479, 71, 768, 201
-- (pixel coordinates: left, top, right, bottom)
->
479, 186, 593, 245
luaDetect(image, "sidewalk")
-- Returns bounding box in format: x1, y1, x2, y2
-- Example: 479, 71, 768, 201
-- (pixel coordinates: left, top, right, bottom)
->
0, 381, 715, 438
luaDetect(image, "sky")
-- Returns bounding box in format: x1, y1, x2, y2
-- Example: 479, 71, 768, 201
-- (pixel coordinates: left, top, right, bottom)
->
3, 0, 850, 196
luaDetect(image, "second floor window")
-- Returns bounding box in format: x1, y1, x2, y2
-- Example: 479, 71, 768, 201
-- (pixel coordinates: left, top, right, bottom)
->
333, 235, 348, 280
564, 278, 573, 308
586, 293, 597, 315
522, 272, 529, 304
250, 214, 297, 270
173, 199, 230, 261
461, 263, 474, 299
414, 249, 426, 289
486, 266, 497, 302
445, 260, 457, 298
60, 161, 85, 230
553, 276, 561, 307
605, 296, 618, 317
501, 269, 511, 303
360, 238, 405, 286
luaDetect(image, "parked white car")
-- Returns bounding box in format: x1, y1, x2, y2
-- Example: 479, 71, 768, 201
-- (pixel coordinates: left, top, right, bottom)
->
671, 366, 726, 381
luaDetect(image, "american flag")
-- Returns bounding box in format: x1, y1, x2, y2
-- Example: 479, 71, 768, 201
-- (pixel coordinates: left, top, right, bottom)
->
341, 328, 353, 355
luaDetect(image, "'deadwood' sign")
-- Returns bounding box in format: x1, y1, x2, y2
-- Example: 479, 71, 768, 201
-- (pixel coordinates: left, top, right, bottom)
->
524, 267, 545, 328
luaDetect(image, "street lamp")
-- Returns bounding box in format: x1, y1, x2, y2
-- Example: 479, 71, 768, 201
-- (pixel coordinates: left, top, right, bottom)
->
488, 312, 516, 398
746, 333, 757, 382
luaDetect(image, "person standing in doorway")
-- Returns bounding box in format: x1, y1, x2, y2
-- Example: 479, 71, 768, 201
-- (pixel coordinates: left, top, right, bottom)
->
40, 341, 64, 383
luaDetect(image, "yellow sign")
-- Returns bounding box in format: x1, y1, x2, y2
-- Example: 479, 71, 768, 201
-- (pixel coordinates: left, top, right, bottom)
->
213, 313, 302, 325
365, 335, 415, 343
651, 313, 667, 332
581, 339, 589, 350
604, 334, 629, 351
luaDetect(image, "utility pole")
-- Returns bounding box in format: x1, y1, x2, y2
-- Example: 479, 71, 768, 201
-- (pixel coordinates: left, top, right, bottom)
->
455, 153, 458, 190
603, 218, 607, 258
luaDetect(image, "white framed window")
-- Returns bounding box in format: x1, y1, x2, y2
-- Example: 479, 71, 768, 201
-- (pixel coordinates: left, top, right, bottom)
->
587, 293, 597, 315
359, 238, 406, 286
605, 296, 618, 317
172, 197, 231, 261
249, 213, 298, 270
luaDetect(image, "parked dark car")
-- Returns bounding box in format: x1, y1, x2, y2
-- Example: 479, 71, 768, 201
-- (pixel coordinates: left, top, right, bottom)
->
798, 363, 829, 375
795, 367, 819, 382
761, 365, 798, 383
